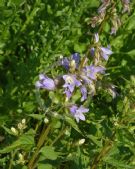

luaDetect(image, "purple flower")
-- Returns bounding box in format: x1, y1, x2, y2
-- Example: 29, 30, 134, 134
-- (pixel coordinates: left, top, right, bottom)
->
70, 105, 89, 122
35, 74, 55, 90
61, 53, 80, 71
64, 89, 72, 99
80, 86, 87, 102
83, 65, 105, 80
90, 47, 95, 57
100, 46, 113, 60
80, 74, 92, 85
71, 53, 80, 65
61, 57, 69, 70
63, 75, 81, 98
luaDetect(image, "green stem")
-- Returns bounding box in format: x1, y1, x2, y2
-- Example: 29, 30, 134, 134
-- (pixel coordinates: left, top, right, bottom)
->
107, 65, 122, 70
91, 132, 115, 169
50, 127, 67, 146
28, 124, 51, 169
8, 150, 17, 169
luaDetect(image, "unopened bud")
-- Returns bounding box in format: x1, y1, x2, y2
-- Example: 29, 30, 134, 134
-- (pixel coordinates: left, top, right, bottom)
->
65, 97, 69, 102
18, 153, 23, 160
18, 119, 27, 130
16, 153, 25, 165
65, 129, 70, 136
44, 118, 49, 124
11, 127, 19, 136
78, 139, 85, 145
70, 60, 76, 72
54, 112, 58, 117
18, 123, 23, 130
60, 55, 63, 59
22, 119, 26, 124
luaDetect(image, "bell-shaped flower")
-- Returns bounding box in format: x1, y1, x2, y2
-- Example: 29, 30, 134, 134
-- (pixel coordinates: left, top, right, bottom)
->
69, 105, 89, 122
71, 53, 80, 66
61, 53, 80, 71
90, 47, 95, 57
80, 86, 87, 102
94, 33, 99, 43
35, 74, 55, 90
63, 75, 81, 98
83, 65, 105, 80
61, 57, 69, 70
100, 46, 113, 60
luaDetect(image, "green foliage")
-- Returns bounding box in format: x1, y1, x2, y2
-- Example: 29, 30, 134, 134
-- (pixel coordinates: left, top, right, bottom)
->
0, 0, 135, 169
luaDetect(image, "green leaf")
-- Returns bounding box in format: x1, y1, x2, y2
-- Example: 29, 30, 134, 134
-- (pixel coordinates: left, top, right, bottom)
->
40, 146, 58, 160
28, 114, 45, 120
0, 129, 35, 154
8, 0, 26, 7
74, 43, 86, 53
0, 140, 20, 154
65, 116, 82, 135
23, 102, 36, 113
22, 166, 28, 169
127, 49, 135, 56
126, 15, 135, 31
87, 135, 102, 147
1, 125, 15, 136
38, 163, 52, 169
104, 158, 135, 169
49, 91, 60, 104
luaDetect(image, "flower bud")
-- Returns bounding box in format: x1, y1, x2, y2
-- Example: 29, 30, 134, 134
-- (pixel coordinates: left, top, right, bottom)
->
18, 123, 23, 130
22, 119, 26, 124
44, 118, 49, 124
70, 60, 76, 72
78, 139, 85, 145
16, 153, 25, 165
11, 127, 19, 136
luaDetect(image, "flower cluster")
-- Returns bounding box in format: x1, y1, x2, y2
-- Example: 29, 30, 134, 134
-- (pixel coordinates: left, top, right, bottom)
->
61, 53, 105, 102
91, 0, 111, 28
35, 0, 130, 124
35, 0, 130, 122
36, 33, 113, 122
91, 0, 130, 35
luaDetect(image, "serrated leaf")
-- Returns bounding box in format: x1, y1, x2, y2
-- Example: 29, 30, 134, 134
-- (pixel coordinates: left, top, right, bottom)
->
0, 129, 35, 154
0, 140, 20, 154
1, 125, 15, 136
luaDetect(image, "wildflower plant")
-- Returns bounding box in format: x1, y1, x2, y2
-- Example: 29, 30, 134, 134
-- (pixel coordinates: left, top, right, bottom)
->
0, 0, 135, 169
